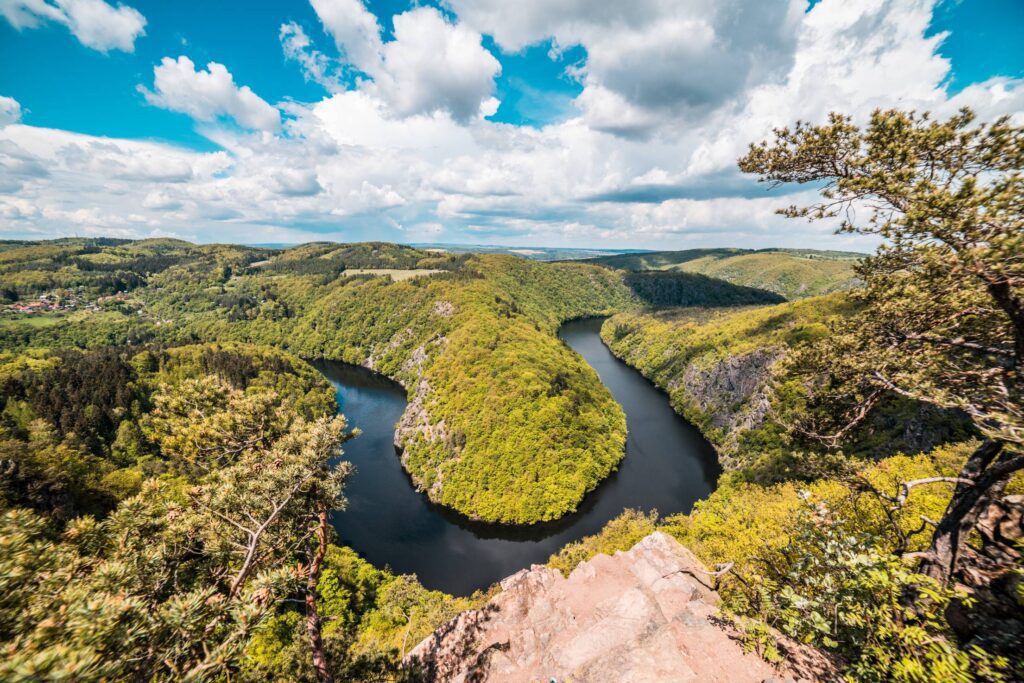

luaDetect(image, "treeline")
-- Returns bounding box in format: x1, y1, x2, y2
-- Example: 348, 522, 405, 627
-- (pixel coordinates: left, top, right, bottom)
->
259, 242, 471, 280
0, 239, 268, 298
0, 343, 334, 522
623, 270, 785, 306
582, 247, 860, 300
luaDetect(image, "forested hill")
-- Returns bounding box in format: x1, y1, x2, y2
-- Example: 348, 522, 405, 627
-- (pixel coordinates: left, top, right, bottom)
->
0, 340, 479, 679
601, 295, 975, 479
579, 247, 863, 300
0, 239, 640, 524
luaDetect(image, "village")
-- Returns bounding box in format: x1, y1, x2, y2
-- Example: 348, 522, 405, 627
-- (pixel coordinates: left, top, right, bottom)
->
1, 290, 130, 316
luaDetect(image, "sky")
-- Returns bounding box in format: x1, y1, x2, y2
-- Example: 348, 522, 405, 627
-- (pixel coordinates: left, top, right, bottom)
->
0, 0, 1022, 250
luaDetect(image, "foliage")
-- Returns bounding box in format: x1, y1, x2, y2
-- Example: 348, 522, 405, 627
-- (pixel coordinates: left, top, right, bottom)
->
739, 107, 1022, 450
0, 338, 478, 681
547, 509, 659, 575
258, 242, 469, 282
0, 343, 335, 522
242, 545, 481, 682
622, 270, 785, 307
0, 375, 353, 681
739, 109, 1024, 652
752, 499, 1008, 682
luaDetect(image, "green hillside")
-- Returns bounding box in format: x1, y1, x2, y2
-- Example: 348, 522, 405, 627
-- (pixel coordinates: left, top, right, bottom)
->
582, 248, 863, 300
602, 294, 973, 478
0, 239, 636, 524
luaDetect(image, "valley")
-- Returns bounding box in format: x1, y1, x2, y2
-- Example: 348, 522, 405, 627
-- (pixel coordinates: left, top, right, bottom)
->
2, 206, 1020, 681
3, 0, 1021, 677
322, 317, 717, 595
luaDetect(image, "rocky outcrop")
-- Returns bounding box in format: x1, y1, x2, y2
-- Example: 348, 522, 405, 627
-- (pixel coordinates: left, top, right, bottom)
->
670, 347, 783, 468
387, 336, 461, 498
394, 377, 446, 448
611, 329, 972, 471
407, 532, 837, 682
678, 347, 781, 431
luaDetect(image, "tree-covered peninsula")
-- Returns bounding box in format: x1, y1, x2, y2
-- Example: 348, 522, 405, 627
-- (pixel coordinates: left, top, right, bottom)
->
1, 241, 642, 523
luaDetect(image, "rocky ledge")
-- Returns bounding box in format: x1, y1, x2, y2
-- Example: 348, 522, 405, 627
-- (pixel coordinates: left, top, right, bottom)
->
407, 532, 837, 682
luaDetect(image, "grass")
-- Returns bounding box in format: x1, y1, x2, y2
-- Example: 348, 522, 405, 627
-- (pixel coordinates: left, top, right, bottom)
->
0, 313, 65, 329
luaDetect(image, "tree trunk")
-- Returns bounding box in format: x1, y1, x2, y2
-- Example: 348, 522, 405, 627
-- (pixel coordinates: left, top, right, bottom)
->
306, 504, 333, 683
986, 280, 1024, 369
917, 440, 1008, 584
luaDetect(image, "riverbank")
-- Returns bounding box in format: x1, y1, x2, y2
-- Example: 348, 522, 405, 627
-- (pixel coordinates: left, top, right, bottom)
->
319, 317, 718, 595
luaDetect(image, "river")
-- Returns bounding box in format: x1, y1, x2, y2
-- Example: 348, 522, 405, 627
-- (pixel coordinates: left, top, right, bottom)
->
312, 316, 719, 596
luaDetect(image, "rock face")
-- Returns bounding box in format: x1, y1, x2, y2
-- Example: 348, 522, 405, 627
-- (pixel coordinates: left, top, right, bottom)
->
407, 533, 836, 682
679, 347, 781, 432
670, 347, 783, 469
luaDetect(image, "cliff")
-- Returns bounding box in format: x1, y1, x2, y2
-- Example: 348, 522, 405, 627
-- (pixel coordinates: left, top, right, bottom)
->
406, 532, 837, 682
602, 298, 974, 476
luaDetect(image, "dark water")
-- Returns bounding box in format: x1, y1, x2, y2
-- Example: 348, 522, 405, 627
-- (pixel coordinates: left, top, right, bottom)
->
312, 317, 719, 596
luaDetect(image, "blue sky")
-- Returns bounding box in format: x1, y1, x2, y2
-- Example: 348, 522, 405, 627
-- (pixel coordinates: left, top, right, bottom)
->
0, 0, 1021, 248
0, 0, 588, 147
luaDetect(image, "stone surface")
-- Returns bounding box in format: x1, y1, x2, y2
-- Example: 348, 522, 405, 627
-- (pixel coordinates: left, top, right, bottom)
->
407, 532, 837, 682
674, 347, 782, 469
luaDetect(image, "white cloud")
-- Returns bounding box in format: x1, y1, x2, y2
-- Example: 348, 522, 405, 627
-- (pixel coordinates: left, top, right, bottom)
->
0, 137, 48, 192
945, 77, 1024, 125
684, 0, 965, 175
445, 0, 803, 135
280, 21, 342, 92
0, 95, 22, 125
140, 56, 281, 132
308, 1, 500, 122
2, 0, 1022, 249
273, 168, 323, 196
310, 0, 384, 74
142, 190, 183, 211
0, 0, 145, 52
372, 8, 501, 122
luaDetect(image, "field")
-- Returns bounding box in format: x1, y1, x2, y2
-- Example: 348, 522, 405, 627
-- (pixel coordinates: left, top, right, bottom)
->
582, 248, 862, 300
342, 268, 442, 281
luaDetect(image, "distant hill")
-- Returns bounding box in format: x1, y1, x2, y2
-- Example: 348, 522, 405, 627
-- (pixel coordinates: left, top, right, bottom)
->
580, 248, 863, 300
410, 243, 649, 261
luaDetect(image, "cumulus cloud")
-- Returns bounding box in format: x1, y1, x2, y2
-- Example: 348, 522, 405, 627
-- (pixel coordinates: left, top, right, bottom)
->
140, 56, 281, 132
372, 8, 501, 122
273, 168, 323, 196
309, 0, 383, 74
446, 0, 803, 135
0, 0, 146, 52
685, 0, 968, 175
945, 76, 1024, 125
142, 190, 183, 211
308, 1, 500, 122
3, 0, 1023, 249
0, 95, 22, 125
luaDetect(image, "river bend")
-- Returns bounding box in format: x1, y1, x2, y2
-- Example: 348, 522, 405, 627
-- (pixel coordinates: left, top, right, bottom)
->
313, 316, 719, 595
